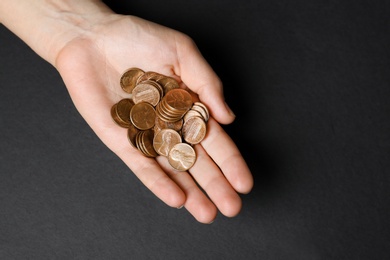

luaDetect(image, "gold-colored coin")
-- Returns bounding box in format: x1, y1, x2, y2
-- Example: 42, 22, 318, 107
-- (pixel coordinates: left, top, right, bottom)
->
182, 116, 207, 144
120, 68, 145, 93
168, 143, 196, 171
130, 102, 156, 130
132, 81, 161, 106
153, 129, 182, 156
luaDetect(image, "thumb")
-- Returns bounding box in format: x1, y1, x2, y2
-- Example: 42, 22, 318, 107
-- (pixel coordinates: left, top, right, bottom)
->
175, 35, 235, 125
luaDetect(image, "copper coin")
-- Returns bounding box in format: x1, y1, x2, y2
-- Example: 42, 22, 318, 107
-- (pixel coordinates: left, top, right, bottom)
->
182, 116, 207, 144
116, 98, 134, 124
194, 102, 210, 121
142, 129, 159, 157
130, 102, 156, 130
160, 97, 186, 115
120, 68, 144, 93
132, 82, 161, 106
164, 89, 193, 112
191, 104, 209, 122
157, 76, 180, 94
153, 129, 182, 156
136, 71, 165, 84
155, 101, 182, 122
135, 131, 143, 151
155, 117, 183, 132
153, 123, 163, 136
168, 143, 196, 171
127, 124, 139, 148
138, 80, 164, 101
111, 103, 130, 128
157, 97, 188, 122
183, 110, 203, 122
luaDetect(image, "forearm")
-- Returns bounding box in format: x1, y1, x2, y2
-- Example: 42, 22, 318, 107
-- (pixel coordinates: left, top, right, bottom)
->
0, 0, 113, 65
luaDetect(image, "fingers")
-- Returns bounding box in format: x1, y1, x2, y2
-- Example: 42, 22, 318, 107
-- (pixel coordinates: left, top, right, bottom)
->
190, 144, 242, 217
202, 118, 254, 194
116, 144, 186, 208
174, 34, 236, 125
157, 117, 253, 222
156, 156, 217, 224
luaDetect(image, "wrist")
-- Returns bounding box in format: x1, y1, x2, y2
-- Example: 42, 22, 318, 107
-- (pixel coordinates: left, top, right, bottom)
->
0, 0, 114, 65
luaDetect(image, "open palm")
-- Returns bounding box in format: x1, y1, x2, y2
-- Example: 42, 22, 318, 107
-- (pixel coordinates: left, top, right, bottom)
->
55, 15, 253, 223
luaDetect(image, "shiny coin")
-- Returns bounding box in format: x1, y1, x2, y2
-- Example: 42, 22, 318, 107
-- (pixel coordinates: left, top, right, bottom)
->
168, 143, 196, 171
183, 109, 203, 122
132, 82, 161, 106
193, 102, 209, 121
164, 89, 193, 112
182, 116, 207, 144
130, 102, 156, 130
153, 129, 182, 156
138, 80, 164, 101
191, 104, 209, 122
120, 68, 144, 93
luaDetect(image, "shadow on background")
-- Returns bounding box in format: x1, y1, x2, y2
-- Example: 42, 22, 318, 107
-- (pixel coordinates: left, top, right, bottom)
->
200, 37, 285, 204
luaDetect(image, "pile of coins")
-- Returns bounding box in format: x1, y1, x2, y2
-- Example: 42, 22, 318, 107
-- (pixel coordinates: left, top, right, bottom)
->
111, 68, 209, 171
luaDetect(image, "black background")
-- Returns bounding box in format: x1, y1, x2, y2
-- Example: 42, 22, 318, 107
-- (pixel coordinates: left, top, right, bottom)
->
1, 0, 389, 259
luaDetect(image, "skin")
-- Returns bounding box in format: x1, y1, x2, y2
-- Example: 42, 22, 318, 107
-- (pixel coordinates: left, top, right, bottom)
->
0, 0, 253, 223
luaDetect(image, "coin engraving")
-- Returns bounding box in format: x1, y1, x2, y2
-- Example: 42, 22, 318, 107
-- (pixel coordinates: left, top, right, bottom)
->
165, 89, 193, 111
132, 82, 160, 106
168, 143, 196, 171
120, 68, 144, 93
153, 129, 182, 156
182, 116, 206, 144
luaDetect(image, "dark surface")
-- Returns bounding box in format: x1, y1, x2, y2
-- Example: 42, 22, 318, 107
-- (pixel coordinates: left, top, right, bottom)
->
1, 0, 389, 259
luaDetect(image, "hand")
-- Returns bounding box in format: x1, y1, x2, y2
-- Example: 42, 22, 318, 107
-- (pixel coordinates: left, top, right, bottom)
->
1, 1, 253, 223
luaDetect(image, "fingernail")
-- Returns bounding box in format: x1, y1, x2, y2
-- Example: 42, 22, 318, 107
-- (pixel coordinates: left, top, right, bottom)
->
225, 102, 236, 117
208, 220, 215, 224
177, 205, 184, 209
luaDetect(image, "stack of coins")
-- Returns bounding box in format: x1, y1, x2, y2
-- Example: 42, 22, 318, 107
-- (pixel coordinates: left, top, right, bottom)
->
156, 89, 193, 122
111, 68, 209, 171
